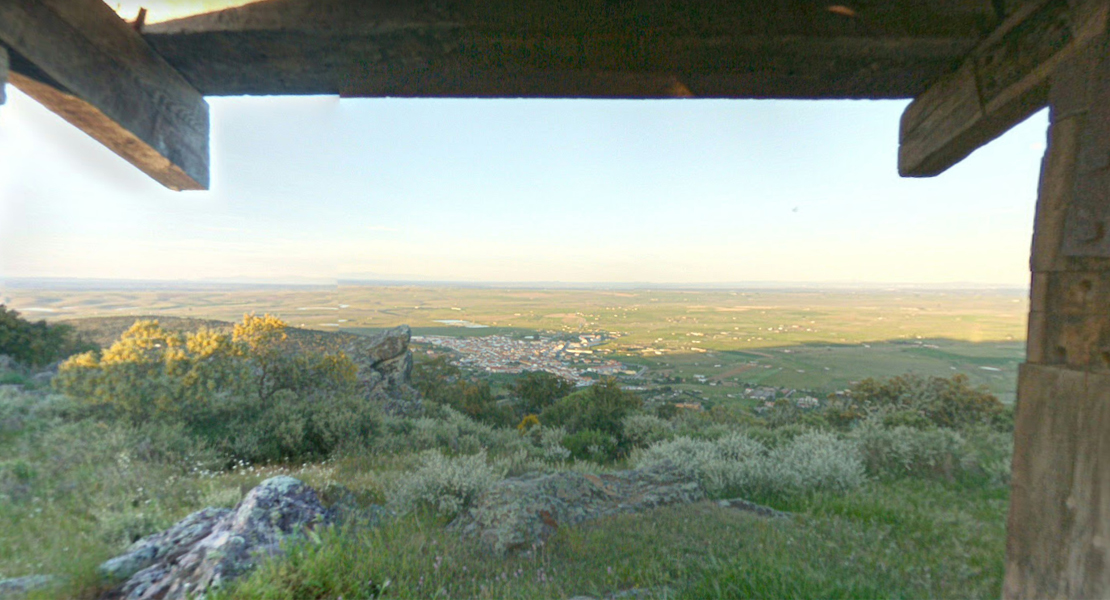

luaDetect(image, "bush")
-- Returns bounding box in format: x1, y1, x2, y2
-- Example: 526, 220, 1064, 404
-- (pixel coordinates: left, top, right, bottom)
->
539, 378, 643, 457
561, 429, 618, 462
852, 419, 1012, 486
53, 316, 368, 464
516, 414, 540, 433
206, 390, 383, 463
762, 431, 865, 497
0, 305, 96, 368
831, 374, 1005, 430
635, 431, 865, 499
388, 450, 505, 518
412, 357, 513, 426
512, 371, 574, 416
621, 413, 673, 448
634, 433, 765, 496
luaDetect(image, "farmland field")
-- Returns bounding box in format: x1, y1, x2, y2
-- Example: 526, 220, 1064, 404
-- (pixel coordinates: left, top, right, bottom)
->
0, 282, 1028, 401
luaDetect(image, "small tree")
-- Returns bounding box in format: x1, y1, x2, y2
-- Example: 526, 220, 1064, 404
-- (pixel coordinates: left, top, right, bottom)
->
233, 313, 290, 401
512, 371, 574, 416
541, 378, 643, 459
0, 305, 96, 368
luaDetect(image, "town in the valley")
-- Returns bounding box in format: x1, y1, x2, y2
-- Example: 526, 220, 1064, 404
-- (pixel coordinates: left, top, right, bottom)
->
413, 331, 822, 412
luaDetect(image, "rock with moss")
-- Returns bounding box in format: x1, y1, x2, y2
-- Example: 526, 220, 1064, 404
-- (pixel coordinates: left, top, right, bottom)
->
0, 575, 58, 598
102, 476, 331, 600
449, 462, 705, 555
352, 325, 422, 416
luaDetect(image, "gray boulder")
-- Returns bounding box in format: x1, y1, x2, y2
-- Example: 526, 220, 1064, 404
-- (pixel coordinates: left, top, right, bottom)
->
98, 508, 231, 583
449, 462, 705, 555
358, 325, 410, 366
103, 476, 331, 600
0, 575, 58, 599
716, 498, 791, 519
375, 351, 412, 388
351, 325, 422, 416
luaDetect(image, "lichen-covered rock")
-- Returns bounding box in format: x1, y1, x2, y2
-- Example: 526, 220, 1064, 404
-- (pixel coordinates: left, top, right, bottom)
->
103, 476, 331, 600
358, 325, 411, 365
98, 507, 231, 583
0, 575, 57, 598
375, 352, 412, 387
716, 498, 791, 519
350, 325, 422, 416
449, 462, 705, 555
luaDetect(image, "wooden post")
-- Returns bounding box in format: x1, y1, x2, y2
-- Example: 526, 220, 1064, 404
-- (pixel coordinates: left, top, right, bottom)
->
0, 46, 7, 105
1005, 29, 1110, 599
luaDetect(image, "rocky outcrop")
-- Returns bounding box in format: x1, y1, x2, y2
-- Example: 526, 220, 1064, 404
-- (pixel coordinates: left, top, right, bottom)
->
352, 325, 422, 416
449, 462, 706, 555
101, 477, 331, 600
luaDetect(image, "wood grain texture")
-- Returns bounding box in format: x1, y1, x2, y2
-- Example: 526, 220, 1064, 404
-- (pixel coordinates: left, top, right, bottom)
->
0, 46, 7, 105
1008, 24, 1110, 598
0, 0, 209, 190
1006, 365, 1110, 598
140, 0, 997, 99
898, 0, 1095, 177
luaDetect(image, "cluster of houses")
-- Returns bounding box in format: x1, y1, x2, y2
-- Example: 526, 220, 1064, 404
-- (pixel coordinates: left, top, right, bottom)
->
413, 334, 631, 386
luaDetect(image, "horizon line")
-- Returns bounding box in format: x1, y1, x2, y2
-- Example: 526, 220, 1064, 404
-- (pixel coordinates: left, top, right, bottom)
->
0, 276, 1030, 292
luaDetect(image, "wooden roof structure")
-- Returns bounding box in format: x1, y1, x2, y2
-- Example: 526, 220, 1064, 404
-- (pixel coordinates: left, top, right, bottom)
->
0, 0, 1091, 190
6, 4, 1110, 597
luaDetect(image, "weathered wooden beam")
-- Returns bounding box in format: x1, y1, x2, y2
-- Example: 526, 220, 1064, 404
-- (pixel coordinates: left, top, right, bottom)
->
898, 0, 1107, 177
0, 0, 209, 191
143, 0, 991, 100
1006, 28, 1110, 598
0, 45, 7, 105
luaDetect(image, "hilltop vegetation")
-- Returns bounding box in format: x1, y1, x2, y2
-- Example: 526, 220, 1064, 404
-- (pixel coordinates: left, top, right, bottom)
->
0, 306, 1016, 599
0, 305, 95, 369
2, 285, 1028, 401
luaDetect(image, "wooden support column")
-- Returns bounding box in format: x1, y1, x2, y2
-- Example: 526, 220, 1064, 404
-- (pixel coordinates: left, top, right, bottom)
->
0, 46, 8, 105
1005, 27, 1110, 599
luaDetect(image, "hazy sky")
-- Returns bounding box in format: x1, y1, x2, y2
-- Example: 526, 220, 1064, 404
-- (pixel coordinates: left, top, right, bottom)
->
0, 85, 1048, 285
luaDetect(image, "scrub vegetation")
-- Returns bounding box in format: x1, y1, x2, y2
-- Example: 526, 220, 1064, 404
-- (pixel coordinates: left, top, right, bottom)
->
0, 305, 1015, 599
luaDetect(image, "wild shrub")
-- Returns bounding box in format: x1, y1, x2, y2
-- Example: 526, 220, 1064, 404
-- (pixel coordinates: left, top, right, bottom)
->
54, 316, 365, 463
634, 433, 765, 495
412, 357, 514, 426
853, 420, 964, 481
761, 431, 865, 497
621, 413, 673, 448
516, 414, 540, 434
207, 390, 383, 463
512, 371, 574, 416
831, 373, 1005, 430
540, 378, 643, 459
532, 425, 572, 463
561, 429, 618, 462
0, 305, 96, 368
388, 450, 505, 518
371, 406, 530, 461
635, 431, 865, 499
852, 419, 1012, 485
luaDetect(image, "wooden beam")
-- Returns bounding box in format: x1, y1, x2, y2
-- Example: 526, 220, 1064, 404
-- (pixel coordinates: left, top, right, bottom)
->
143, 0, 990, 100
0, 45, 7, 105
0, 0, 209, 190
898, 0, 1107, 177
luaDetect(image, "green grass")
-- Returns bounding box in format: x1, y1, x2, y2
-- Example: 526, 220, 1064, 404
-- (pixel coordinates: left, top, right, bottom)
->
223, 479, 1006, 599
0, 377, 1011, 600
